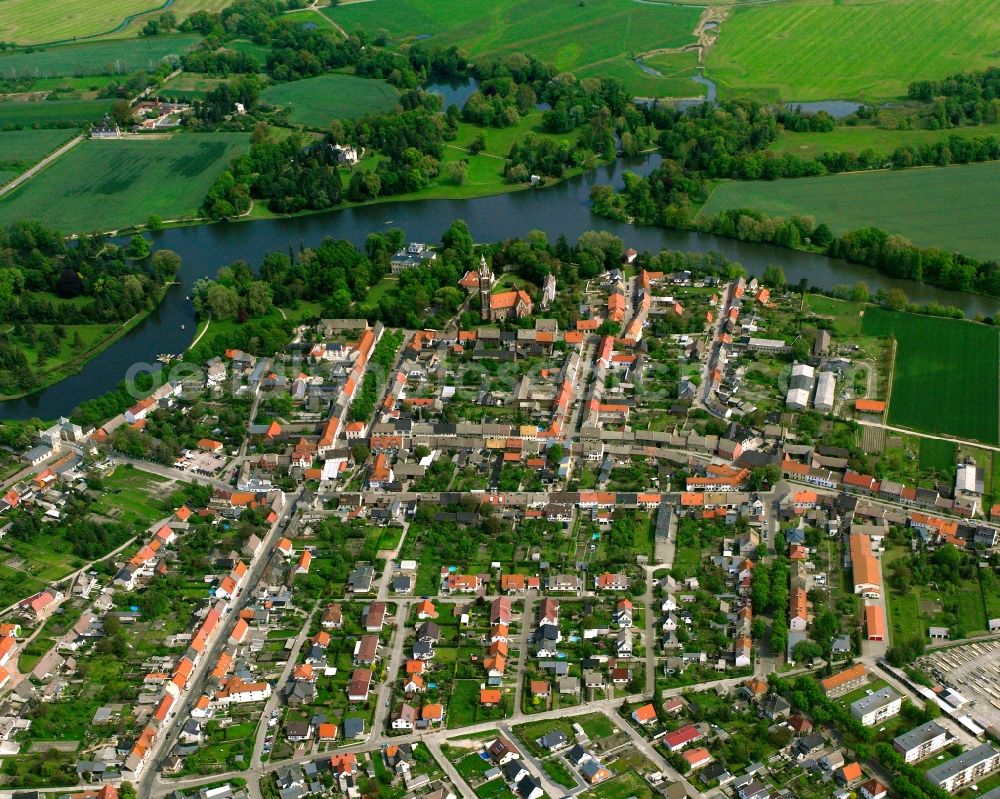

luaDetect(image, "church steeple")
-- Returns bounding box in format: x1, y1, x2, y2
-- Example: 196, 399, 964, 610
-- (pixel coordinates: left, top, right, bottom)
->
478, 255, 493, 321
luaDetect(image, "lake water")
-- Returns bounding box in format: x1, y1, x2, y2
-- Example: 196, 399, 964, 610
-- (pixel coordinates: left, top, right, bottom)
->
2, 151, 995, 420
786, 100, 864, 118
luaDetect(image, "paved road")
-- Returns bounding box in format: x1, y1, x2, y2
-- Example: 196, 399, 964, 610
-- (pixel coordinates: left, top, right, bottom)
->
143, 488, 304, 797
512, 596, 536, 715
371, 601, 409, 736
0, 135, 83, 199
642, 566, 657, 695
250, 605, 317, 770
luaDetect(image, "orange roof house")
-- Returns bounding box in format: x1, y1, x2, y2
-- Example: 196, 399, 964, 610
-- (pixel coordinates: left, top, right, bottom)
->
480, 689, 502, 705
416, 599, 438, 619
864, 604, 886, 641
318, 722, 338, 741
820, 663, 867, 695
839, 763, 863, 784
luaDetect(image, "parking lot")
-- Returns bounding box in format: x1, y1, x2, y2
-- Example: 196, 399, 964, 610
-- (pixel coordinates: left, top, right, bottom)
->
919, 640, 1000, 732
175, 449, 229, 476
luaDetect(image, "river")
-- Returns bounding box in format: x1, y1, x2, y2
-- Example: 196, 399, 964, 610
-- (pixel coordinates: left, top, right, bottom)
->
2, 152, 996, 420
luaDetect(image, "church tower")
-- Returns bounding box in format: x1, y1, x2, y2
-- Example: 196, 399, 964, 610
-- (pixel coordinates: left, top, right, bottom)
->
478, 255, 493, 321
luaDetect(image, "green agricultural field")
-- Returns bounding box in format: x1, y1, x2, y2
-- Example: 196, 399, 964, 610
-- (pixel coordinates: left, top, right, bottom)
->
327, 0, 701, 95
1, 0, 158, 44
0, 130, 74, 171
699, 162, 1000, 262
705, 0, 1000, 102
0, 0, 227, 45
262, 74, 401, 128
0, 35, 200, 76
0, 132, 250, 233
0, 99, 113, 126
918, 439, 956, 473
861, 308, 999, 444
769, 122, 1000, 162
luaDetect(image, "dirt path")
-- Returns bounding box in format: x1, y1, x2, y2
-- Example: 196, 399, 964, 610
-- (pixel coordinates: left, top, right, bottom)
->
284, 0, 349, 37
636, 5, 728, 64
187, 314, 212, 350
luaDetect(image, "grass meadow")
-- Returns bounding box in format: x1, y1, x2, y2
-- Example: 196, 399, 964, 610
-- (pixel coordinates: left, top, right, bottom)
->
861, 308, 999, 444
262, 73, 401, 127
327, 110, 589, 207
769, 121, 1000, 161
698, 161, 1000, 262
0, 132, 250, 233
328, 0, 701, 95
705, 0, 1000, 102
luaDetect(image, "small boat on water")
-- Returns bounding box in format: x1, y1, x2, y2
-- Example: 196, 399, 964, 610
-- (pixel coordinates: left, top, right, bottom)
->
181, 324, 185, 330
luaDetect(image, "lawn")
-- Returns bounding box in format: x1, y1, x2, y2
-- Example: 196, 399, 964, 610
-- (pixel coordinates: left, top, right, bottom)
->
446, 680, 512, 728
803, 294, 864, 337
918, 439, 956, 473
454, 752, 493, 781
0, 99, 113, 127
698, 161, 1000, 262
92, 464, 171, 526
861, 308, 999, 444
582, 771, 655, 799
262, 73, 402, 128
542, 757, 576, 789
0, 34, 200, 74
769, 122, 1000, 162
0, 132, 250, 233
327, 0, 701, 95
363, 110, 589, 203
705, 0, 1000, 102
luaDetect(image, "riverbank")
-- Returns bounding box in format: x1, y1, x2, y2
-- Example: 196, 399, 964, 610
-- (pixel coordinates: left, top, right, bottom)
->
0, 284, 173, 402
6, 150, 1000, 421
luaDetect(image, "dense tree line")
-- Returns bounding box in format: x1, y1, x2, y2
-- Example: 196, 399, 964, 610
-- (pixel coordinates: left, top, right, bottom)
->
203, 129, 343, 216
698, 208, 1000, 295
181, 47, 260, 75
192, 74, 263, 125
908, 67, 1000, 128
349, 329, 404, 421
191, 260, 275, 321
0, 222, 178, 324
